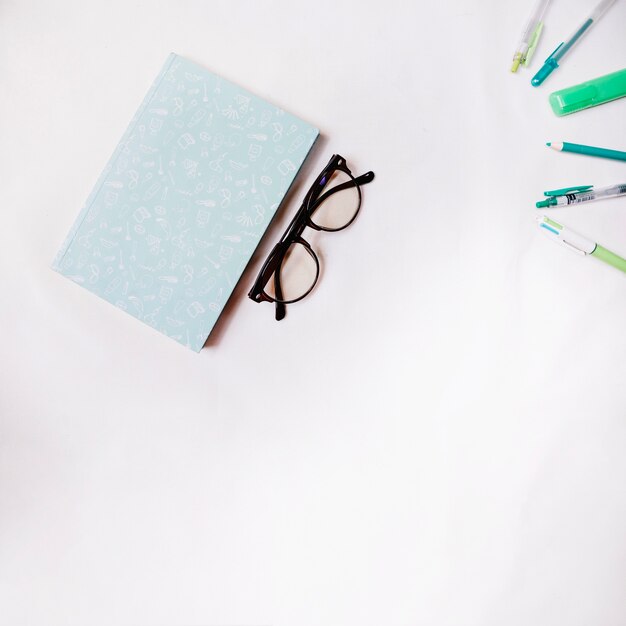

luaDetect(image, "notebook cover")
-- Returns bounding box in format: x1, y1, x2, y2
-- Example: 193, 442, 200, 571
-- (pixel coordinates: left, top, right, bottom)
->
52, 53, 319, 351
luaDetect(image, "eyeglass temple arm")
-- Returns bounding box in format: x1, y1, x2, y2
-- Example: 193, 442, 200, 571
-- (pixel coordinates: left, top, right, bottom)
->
312, 171, 375, 208
273, 256, 287, 321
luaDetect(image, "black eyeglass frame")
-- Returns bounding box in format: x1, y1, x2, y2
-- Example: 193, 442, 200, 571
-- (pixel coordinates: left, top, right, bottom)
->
248, 154, 375, 320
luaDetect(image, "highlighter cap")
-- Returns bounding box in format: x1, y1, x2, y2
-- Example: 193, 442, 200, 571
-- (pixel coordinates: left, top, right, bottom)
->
549, 67, 626, 116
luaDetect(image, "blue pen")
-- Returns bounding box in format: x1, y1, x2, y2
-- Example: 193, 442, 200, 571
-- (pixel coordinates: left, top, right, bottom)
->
531, 0, 616, 87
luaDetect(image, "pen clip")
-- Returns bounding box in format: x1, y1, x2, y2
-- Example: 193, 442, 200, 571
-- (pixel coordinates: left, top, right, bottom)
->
561, 239, 588, 256
545, 42, 564, 62
543, 185, 593, 197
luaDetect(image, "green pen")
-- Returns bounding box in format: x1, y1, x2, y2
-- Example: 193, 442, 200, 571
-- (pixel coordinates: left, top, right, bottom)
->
537, 215, 626, 274
510, 0, 551, 72
547, 141, 626, 163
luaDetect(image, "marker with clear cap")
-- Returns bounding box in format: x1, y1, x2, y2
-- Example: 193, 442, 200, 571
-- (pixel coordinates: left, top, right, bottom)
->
531, 0, 616, 87
535, 183, 626, 208
537, 215, 626, 273
510, 0, 551, 72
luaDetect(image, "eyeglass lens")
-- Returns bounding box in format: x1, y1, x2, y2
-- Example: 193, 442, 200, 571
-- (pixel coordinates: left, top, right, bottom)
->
263, 169, 361, 302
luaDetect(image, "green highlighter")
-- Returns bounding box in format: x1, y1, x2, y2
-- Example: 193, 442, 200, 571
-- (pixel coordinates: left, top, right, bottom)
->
549, 67, 626, 116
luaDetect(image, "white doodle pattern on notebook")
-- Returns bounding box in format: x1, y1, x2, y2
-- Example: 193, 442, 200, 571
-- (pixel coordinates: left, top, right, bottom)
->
53, 54, 319, 351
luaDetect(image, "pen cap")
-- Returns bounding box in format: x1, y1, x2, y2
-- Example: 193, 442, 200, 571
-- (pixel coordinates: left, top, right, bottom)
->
549, 67, 626, 115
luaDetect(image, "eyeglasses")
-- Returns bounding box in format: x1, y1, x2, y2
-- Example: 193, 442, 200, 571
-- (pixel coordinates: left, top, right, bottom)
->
248, 154, 375, 320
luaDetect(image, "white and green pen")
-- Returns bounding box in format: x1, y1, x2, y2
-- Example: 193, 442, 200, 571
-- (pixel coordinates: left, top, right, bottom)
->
536, 184, 626, 208
511, 0, 551, 72
537, 215, 626, 273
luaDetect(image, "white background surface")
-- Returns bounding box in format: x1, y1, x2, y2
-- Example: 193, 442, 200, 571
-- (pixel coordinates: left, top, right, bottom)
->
1, 0, 626, 624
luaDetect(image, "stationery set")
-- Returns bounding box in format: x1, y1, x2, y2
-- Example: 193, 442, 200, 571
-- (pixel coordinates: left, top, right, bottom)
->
53, 53, 374, 350
510, 0, 626, 274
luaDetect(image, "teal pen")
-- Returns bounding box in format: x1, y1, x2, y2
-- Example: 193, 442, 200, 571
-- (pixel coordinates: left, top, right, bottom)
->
547, 141, 626, 163
531, 0, 616, 87
536, 183, 626, 208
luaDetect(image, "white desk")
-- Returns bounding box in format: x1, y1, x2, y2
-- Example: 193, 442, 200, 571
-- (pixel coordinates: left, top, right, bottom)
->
1, 0, 625, 623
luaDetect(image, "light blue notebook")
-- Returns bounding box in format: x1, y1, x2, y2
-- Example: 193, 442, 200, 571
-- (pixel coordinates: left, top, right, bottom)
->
53, 53, 318, 351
